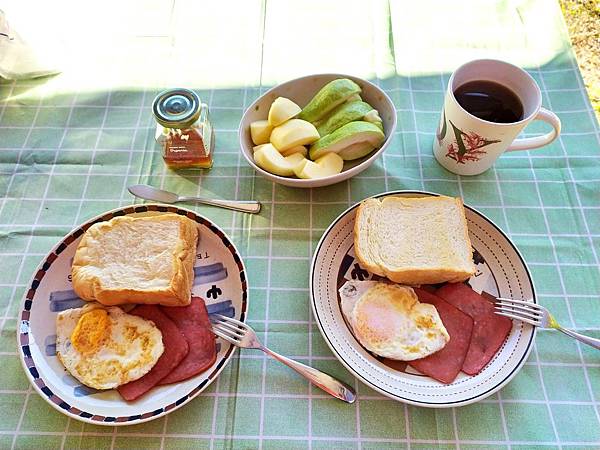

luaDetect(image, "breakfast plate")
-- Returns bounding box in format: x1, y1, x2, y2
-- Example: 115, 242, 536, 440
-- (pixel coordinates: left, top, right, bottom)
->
17, 204, 248, 425
310, 190, 536, 407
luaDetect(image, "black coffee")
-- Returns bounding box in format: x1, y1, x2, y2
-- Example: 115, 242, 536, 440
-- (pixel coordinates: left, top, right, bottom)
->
453, 80, 524, 123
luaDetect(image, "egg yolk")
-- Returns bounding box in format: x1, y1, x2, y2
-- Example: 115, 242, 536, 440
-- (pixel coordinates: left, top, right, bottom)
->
71, 309, 111, 355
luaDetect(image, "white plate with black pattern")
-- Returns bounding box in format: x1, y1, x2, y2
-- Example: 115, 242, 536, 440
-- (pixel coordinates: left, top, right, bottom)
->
17, 204, 248, 425
310, 191, 536, 407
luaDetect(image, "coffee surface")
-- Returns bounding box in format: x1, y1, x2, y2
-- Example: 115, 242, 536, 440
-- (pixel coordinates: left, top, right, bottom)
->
454, 80, 524, 123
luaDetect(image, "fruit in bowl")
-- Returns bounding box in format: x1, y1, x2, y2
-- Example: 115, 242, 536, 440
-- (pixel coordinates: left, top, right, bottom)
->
310, 121, 384, 161
248, 78, 386, 180
239, 73, 397, 188
269, 118, 319, 151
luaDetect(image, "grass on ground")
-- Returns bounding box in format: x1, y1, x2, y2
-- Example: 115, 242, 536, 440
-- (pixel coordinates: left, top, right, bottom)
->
560, 0, 600, 122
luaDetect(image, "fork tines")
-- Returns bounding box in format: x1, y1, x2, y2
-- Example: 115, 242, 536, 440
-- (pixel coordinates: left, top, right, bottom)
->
210, 314, 247, 344
494, 298, 542, 326
211, 313, 247, 327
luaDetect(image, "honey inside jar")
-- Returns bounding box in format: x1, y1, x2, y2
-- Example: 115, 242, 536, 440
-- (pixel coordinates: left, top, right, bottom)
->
153, 89, 214, 169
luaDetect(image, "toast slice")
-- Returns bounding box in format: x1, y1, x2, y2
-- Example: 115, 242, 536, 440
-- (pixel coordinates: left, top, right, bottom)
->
72, 214, 198, 307
354, 196, 475, 285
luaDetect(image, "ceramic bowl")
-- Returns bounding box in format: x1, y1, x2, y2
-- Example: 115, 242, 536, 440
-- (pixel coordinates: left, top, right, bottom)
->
238, 73, 397, 188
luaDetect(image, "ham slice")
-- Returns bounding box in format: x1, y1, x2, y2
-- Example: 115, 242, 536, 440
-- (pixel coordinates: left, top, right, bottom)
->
410, 288, 474, 384
435, 283, 512, 375
159, 297, 217, 385
382, 359, 408, 372
118, 305, 189, 401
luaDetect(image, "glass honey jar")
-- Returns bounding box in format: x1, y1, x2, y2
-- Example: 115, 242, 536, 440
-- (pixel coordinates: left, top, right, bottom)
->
152, 88, 214, 169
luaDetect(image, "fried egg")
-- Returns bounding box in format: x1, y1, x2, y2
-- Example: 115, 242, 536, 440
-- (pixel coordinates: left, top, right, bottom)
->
56, 303, 164, 390
339, 281, 449, 361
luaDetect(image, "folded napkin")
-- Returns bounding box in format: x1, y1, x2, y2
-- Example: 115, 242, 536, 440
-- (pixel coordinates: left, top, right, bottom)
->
0, 9, 60, 80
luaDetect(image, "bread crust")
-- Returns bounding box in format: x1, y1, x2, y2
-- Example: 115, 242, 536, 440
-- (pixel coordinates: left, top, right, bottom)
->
353, 195, 476, 285
72, 214, 198, 307
453, 196, 476, 279
353, 198, 387, 277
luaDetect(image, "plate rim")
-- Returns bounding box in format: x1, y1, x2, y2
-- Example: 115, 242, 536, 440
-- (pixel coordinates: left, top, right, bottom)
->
309, 190, 537, 407
16, 203, 249, 425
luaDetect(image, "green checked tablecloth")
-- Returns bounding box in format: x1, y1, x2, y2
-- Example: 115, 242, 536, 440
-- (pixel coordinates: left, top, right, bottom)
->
1, 0, 599, 448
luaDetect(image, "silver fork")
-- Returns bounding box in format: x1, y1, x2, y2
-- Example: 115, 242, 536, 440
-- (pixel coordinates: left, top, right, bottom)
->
495, 298, 600, 350
210, 314, 356, 403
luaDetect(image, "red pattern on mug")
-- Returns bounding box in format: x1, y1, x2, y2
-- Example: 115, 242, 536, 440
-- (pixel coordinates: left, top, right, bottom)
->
445, 130, 500, 164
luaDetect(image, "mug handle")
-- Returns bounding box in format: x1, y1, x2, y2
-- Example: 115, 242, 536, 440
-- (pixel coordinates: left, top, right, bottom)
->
506, 108, 561, 151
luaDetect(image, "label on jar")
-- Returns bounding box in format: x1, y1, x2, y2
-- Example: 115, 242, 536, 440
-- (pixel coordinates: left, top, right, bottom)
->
162, 128, 211, 168
165, 130, 206, 159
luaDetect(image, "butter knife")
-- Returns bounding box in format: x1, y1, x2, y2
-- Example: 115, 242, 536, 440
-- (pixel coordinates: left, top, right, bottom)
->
128, 184, 261, 214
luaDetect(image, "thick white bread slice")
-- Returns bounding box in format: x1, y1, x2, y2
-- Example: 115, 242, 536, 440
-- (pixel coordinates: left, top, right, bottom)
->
72, 214, 198, 307
354, 196, 475, 285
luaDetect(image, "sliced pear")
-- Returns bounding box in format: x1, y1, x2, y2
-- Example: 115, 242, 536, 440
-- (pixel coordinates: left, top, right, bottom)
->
253, 143, 270, 153
295, 161, 321, 179
316, 101, 376, 136
309, 121, 384, 160
254, 144, 292, 176
268, 97, 301, 126
270, 119, 320, 151
254, 144, 307, 177
250, 120, 273, 145
296, 153, 344, 179
298, 79, 361, 123
285, 152, 307, 171
280, 145, 308, 157
292, 158, 310, 178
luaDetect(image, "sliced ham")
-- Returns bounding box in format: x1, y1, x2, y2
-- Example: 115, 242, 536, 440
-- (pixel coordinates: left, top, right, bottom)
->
409, 288, 474, 384
435, 283, 513, 375
382, 359, 408, 372
118, 305, 189, 401
159, 297, 217, 385
461, 313, 513, 375
436, 282, 496, 317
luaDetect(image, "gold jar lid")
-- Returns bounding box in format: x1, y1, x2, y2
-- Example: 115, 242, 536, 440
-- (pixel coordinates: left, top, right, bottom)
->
152, 88, 201, 129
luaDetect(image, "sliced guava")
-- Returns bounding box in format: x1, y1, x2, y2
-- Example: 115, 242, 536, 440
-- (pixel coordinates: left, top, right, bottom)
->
345, 93, 362, 103
316, 101, 376, 136
337, 141, 376, 160
309, 121, 384, 160
363, 109, 382, 124
298, 79, 361, 123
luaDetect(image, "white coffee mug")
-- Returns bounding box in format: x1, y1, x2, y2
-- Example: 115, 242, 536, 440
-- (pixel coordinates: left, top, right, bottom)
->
433, 59, 561, 176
